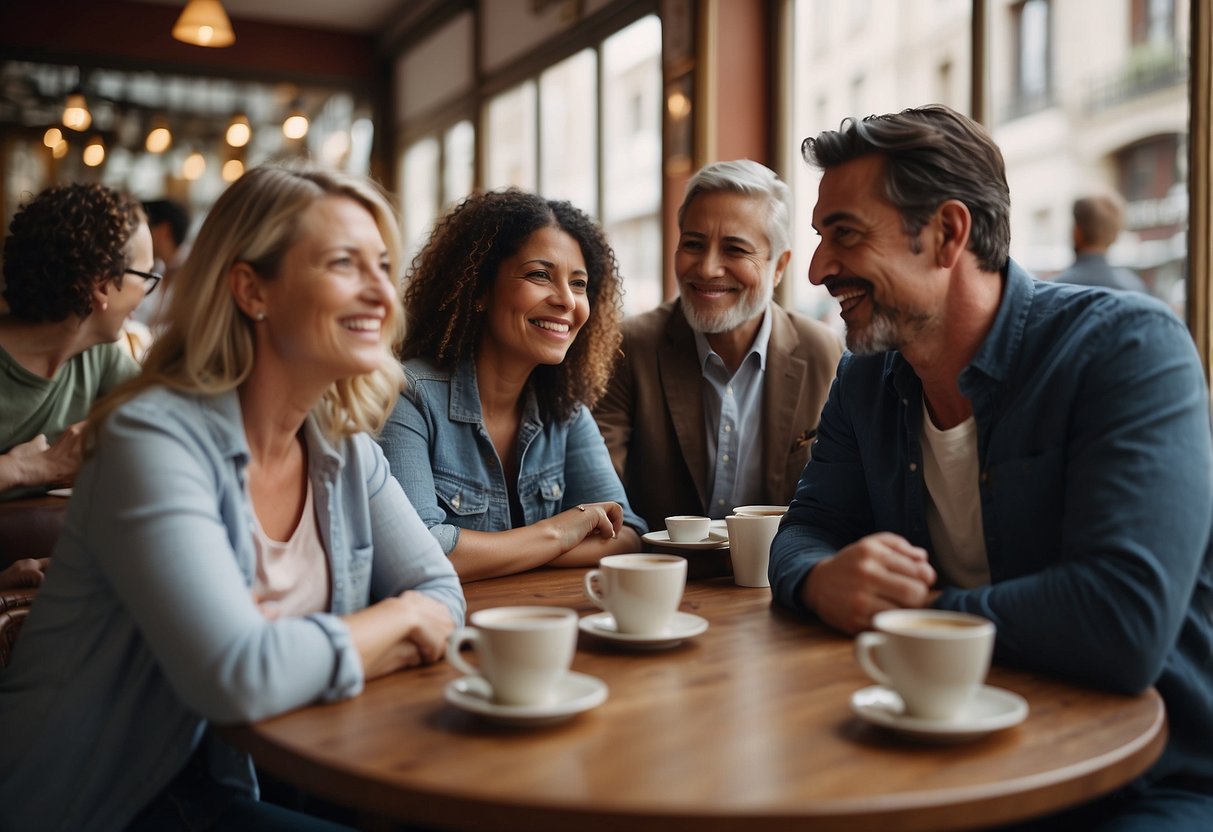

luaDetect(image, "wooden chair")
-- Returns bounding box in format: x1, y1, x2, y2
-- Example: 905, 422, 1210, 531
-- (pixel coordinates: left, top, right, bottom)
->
0, 496, 68, 569
0, 587, 36, 669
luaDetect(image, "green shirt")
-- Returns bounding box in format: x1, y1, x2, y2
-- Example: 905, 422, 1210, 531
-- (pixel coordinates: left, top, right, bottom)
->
0, 340, 138, 498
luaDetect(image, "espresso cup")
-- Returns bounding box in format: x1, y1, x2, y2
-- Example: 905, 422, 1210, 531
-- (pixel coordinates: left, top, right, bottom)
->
583, 554, 687, 635
447, 606, 579, 706
731, 504, 788, 517
854, 609, 995, 721
665, 514, 711, 543
725, 513, 780, 587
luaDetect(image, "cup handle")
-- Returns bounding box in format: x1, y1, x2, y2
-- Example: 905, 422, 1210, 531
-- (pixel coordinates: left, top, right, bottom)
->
583, 569, 606, 610
446, 626, 482, 678
855, 632, 893, 688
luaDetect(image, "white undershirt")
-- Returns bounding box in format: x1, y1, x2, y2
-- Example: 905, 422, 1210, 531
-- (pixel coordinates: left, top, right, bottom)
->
251, 478, 331, 616
920, 401, 990, 588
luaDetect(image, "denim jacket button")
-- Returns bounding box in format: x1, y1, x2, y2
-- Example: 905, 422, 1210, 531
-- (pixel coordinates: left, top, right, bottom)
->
451, 494, 461, 509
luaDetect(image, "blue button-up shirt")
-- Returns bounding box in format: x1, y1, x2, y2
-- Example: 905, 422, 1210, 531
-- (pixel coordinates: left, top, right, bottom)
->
695, 308, 772, 518
771, 260, 1213, 788
380, 358, 646, 554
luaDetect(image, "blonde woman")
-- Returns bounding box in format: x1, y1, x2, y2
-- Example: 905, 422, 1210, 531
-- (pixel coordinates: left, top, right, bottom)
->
0, 164, 464, 832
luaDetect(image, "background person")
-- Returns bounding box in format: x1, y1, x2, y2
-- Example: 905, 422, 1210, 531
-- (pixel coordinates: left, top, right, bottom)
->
770, 105, 1212, 829
0, 163, 464, 832
594, 160, 841, 531
0, 182, 149, 499
379, 189, 645, 582
131, 197, 192, 331
1053, 192, 1148, 293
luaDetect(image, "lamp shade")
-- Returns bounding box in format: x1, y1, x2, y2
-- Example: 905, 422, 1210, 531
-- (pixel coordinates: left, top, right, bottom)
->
172, 0, 235, 48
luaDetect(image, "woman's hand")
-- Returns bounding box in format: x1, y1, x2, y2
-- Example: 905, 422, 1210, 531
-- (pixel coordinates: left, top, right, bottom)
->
395, 590, 457, 665
346, 592, 456, 681
548, 501, 623, 553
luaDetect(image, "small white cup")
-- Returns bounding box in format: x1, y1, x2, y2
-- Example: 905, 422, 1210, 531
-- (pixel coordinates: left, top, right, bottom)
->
584, 554, 687, 635
725, 513, 780, 587
665, 514, 711, 543
854, 609, 995, 721
731, 504, 788, 517
447, 606, 579, 706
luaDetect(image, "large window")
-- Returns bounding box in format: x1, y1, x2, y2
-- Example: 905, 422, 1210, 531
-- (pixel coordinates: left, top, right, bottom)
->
785, 0, 1189, 328
482, 16, 663, 314
401, 12, 662, 315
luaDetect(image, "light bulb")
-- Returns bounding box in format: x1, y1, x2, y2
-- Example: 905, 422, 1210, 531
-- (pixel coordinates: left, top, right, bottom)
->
282, 114, 309, 140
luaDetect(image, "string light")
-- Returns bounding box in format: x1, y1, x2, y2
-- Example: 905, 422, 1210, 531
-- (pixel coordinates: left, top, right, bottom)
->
82, 135, 105, 167
225, 113, 251, 147
62, 89, 91, 131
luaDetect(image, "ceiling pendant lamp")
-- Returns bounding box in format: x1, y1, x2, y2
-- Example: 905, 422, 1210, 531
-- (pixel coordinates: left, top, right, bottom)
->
172, 0, 236, 48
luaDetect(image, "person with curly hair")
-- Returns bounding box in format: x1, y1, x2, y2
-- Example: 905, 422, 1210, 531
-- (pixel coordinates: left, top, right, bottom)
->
0, 182, 153, 498
0, 163, 463, 831
379, 189, 645, 581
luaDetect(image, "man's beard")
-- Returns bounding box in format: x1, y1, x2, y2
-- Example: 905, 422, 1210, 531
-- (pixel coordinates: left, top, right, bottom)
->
680, 265, 775, 335
845, 299, 930, 355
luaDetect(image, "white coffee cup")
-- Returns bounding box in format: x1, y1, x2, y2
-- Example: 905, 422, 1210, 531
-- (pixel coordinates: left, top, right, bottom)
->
583, 554, 687, 635
447, 606, 579, 706
724, 513, 780, 587
731, 504, 788, 517
854, 609, 995, 721
665, 514, 711, 543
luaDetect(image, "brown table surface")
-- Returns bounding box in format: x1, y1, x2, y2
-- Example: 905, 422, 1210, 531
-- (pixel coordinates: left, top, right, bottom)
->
224, 569, 1166, 832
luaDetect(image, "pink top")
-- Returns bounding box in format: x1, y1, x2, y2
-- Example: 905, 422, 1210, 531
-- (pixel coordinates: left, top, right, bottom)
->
251, 479, 330, 617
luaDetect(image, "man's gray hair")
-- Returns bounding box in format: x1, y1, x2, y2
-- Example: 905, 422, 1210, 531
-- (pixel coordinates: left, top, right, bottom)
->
677, 159, 793, 256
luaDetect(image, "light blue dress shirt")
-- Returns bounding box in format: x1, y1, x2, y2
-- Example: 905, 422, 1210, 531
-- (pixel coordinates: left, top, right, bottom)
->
694, 308, 771, 518
0, 386, 465, 832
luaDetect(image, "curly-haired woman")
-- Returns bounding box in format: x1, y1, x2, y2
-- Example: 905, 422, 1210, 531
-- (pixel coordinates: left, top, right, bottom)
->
379, 189, 646, 581
0, 182, 153, 498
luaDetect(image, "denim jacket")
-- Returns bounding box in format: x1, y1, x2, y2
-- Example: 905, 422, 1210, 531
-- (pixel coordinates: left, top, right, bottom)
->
380, 358, 646, 554
771, 261, 1213, 788
0, 386, 465, 832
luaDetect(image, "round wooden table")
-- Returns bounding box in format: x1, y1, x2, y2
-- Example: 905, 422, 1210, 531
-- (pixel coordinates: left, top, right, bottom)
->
224, 570, 1167, 832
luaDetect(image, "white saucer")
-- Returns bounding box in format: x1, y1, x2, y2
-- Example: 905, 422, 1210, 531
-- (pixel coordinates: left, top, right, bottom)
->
850, 684, 1029, 744
579, 611, 709, 649
641, 529, 729, 550
46, 488, 73, 498
444, 671, 607, 727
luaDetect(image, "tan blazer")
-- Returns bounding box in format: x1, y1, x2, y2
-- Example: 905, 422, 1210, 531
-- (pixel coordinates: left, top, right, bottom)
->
593, 299, 843, 532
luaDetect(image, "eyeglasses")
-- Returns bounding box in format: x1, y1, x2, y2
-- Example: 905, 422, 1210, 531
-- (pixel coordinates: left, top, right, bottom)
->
124, 265, 163, 295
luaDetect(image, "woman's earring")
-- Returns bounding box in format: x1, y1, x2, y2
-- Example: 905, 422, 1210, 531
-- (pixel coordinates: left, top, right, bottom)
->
256, 312, 266, 321
474, 302, 486, 312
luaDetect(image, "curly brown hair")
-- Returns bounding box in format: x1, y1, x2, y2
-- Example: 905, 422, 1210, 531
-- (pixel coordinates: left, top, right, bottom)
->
3, 183, 146, 322
402, 189, 624, 422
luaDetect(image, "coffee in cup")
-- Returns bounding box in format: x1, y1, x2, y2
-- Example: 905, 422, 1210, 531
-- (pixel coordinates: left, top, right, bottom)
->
665, 515, 711, 543
854, 609, 995, 721
447, 606, 579, 706
583, 554, 686, 635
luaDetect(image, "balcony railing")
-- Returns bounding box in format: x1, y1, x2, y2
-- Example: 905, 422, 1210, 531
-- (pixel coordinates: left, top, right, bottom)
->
1085, 46, 1188, 115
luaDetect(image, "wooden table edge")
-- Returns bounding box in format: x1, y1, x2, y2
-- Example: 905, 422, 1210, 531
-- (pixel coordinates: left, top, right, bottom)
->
223, 693, 1167, 832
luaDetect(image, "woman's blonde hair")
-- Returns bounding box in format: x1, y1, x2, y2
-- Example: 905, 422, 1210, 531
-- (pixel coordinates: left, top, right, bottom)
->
89, 163, 406, 444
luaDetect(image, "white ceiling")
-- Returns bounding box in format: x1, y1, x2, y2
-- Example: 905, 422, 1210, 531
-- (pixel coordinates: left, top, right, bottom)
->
134, 0, 410, 33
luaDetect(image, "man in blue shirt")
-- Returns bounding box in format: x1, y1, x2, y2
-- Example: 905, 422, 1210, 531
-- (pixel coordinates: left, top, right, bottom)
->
770, 105, 1213, 829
